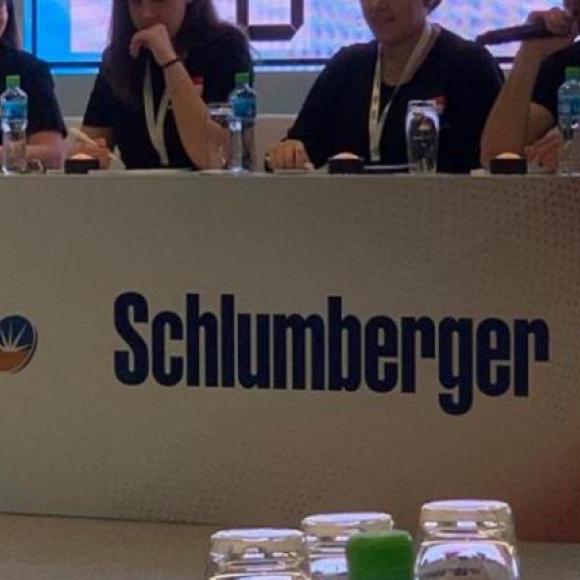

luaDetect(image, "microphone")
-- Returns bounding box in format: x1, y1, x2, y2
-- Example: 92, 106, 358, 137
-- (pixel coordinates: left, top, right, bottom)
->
476, 21, 553, 45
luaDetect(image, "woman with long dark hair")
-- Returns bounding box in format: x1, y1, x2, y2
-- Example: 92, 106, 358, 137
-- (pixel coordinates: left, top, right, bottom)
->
0, 0, 66, 168
74, 0, 251, 169
267, 0, 503, 173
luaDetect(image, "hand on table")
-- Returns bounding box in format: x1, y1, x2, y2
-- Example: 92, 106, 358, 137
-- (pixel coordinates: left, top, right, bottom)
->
525, 127, 564, 173
266, 140, 314, 171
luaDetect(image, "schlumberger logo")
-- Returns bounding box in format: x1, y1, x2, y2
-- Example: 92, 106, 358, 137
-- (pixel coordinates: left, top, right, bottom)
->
113, 293, 550, 416
0, 315, 38, 373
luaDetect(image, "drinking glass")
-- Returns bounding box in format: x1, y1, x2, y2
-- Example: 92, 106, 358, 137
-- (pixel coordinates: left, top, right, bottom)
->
405, 99, 439, 174
207, 528, 310, 580
415, 499, 520, 580
302, 512, 393, 580
206, 102, 232, 170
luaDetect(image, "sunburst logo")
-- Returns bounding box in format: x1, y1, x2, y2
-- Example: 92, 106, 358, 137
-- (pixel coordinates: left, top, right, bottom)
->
0, 315, 38, 373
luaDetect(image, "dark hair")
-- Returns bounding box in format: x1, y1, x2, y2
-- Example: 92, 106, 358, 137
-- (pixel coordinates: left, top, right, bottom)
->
0, 0, 22, 49
103, 0, 227, 104
427, 0, 442, 13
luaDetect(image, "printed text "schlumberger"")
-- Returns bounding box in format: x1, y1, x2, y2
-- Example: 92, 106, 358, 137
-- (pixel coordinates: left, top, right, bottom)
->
114, 293, 549, 416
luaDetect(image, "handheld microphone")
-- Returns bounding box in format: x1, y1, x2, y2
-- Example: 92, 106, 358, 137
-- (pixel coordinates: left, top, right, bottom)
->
476, 21, 553, 45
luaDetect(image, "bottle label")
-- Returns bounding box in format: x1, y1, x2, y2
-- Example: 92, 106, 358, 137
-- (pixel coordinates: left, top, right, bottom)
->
2, 99, 27, 122
559, 95, 580, 117
232, 96, 256, 120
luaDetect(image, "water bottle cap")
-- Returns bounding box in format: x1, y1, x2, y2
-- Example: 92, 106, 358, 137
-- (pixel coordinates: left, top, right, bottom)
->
346, 530, 414, 580
565, 66, 580, 81
5, 75, 20, 88
419, 499, 514, 526
235, 72, 250, 87
301, 512, 393, 538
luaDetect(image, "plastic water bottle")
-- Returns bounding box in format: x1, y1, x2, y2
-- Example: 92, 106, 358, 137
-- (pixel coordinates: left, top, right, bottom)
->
228, 72, 256, 172
1, 75, 28, 174
558, 66, 580, 175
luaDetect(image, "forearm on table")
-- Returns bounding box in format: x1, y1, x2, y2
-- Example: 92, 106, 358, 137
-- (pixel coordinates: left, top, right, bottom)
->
0, 144, 63, 170
27, 144, 64, 169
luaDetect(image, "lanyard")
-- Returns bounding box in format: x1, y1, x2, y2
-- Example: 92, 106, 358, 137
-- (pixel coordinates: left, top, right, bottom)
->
144, 60, 171, 166
368, 23, 436, 162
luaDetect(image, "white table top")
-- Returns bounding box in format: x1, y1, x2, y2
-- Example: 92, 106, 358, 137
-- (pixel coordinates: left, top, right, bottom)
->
0, 514, 577, 579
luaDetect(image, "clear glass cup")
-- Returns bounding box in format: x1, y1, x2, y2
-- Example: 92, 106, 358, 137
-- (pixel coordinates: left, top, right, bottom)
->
301, 512, 394, 580
405, 99, 439, 174
207, 528, 310, 580
206, 102, 232, 170
415, 500, 521, 580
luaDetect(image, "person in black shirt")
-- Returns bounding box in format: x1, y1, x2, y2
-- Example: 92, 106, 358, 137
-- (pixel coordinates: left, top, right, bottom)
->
267, 0, 503, 173
72, 0, 251, 169
0, 0, 65, 168
481, 1, 580, 172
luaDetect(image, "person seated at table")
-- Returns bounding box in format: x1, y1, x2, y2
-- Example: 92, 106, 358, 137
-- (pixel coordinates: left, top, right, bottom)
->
0, 0, 66, 169
70, 0, 251, 170
481, 1, 579, 173
266, 0, 503, 173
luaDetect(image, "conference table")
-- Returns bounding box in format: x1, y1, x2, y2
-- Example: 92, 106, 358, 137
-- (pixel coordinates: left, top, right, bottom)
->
1, 171, 579, 576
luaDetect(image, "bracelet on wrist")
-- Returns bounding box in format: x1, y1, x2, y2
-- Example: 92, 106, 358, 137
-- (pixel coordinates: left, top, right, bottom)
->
162, 56, 182, 70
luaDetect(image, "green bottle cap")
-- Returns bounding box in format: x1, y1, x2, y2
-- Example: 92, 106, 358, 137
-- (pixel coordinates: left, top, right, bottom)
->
565, 66, 580, 81
5, 75, 20, 89
235, 72, 250, 87
346, 530, 414, 580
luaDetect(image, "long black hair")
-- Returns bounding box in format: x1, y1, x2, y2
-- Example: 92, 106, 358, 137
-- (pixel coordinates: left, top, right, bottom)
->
1, 0, 22, 49
103, 0, 232, 103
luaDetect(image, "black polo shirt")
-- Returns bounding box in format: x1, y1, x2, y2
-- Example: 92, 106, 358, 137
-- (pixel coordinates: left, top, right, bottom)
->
287, 28, 504, 173
83, 26, 252, 169
533, 42, 580, 123
0, 44, 66, 138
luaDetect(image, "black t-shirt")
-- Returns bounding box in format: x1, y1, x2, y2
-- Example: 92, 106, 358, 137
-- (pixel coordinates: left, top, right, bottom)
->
533, 42, 580, 122
287, 28, 504, 173
83, 25, 252, 169
0, 45, 66, 138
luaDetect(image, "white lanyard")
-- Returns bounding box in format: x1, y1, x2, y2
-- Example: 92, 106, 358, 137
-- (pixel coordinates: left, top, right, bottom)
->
144, 60, 171, 166
368, 23, 436, 162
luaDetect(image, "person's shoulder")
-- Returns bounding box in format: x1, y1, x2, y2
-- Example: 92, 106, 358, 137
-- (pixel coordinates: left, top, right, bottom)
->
206, 23, 249, 52
320, 40, 376, 78
0, 45, 50, 74
435, 27, 496, 65
330, 40, 376, 65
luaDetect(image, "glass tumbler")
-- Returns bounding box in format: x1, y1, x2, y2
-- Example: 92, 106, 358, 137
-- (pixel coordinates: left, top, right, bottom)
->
405, 99, 439, 174
301, 512, 394, 580
415, 499, 521, 580
206, 102, 232, 170
207, 528, 310, 580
